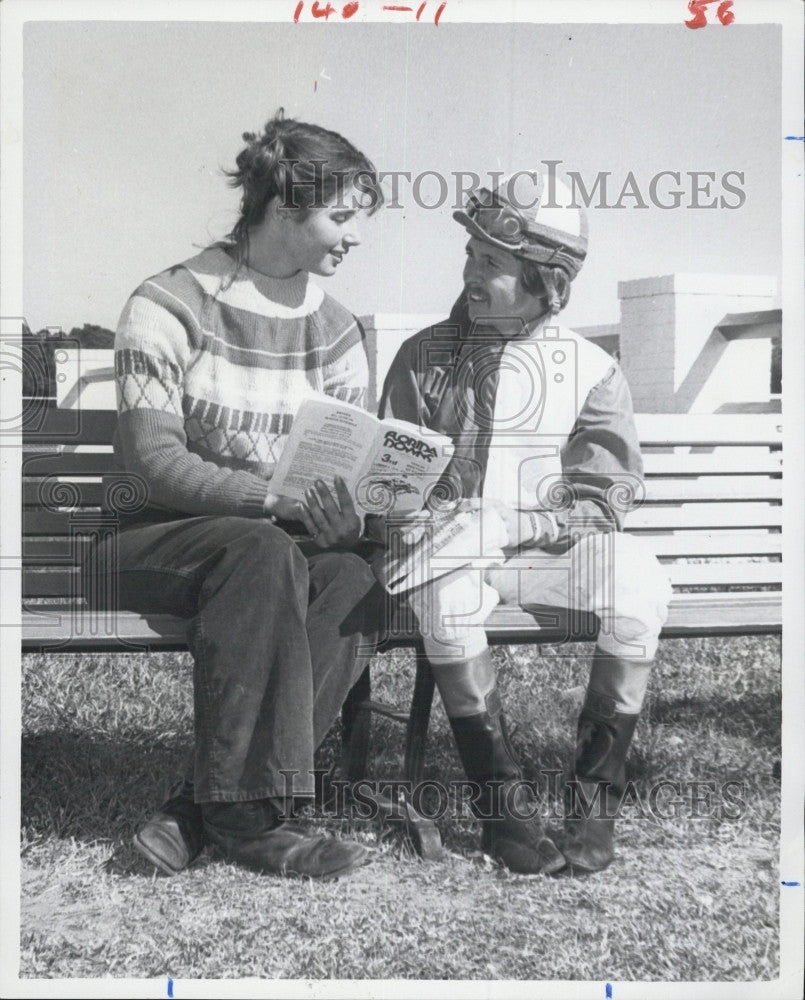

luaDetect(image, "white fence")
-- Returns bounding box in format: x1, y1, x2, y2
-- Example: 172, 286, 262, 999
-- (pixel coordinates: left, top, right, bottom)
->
47, 272, 780, 416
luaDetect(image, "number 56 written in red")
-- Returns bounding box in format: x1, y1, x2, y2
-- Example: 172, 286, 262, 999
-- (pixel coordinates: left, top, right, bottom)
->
685, 0, 735, 29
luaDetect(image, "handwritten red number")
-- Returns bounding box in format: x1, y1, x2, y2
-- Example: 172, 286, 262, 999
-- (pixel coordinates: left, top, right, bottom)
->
717, 1, 734, 25
311, 1, 336, 19
685, 0, 734, 28
685, 0, 708, 28
296, 0, 443, 22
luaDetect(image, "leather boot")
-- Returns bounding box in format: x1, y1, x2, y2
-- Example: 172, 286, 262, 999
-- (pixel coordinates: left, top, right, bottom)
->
448, 686, 565, 875
132, 778, 311, 875
132, 779, 204, 876
562, 697, 640, 875
202, 798, 369, 880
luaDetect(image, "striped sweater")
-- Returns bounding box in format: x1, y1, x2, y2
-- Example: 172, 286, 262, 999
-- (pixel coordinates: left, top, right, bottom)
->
113, 245, 369, 519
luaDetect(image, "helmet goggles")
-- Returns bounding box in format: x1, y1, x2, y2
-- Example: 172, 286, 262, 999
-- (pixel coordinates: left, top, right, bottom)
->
463, 191, 539, 252
453, 174, 588, 279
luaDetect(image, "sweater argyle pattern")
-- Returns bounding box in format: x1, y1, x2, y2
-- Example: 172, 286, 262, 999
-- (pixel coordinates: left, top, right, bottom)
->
113, 245, 369, 517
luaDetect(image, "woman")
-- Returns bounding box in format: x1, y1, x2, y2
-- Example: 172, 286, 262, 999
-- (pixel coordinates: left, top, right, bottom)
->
94, 110, 384, 880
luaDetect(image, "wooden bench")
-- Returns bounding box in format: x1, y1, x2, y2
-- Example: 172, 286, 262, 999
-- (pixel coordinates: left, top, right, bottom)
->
20, 347, 783, 855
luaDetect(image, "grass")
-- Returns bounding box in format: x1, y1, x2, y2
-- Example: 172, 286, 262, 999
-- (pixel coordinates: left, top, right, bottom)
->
18, 635, 782, 983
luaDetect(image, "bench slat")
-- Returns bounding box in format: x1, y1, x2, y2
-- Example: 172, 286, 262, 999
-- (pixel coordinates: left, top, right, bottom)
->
642, 452, 782, 475
20, 590, 783, 652
24, 409, 782, 448
22, 476, 144, 509
665, 561, 781, 586
23, 479, 103, 506
23, 476, 782, 508
22, 406, 117, 444
32, 389, 783, 445
644, 532, 781, 557
21, 608, 191, 652
23, 536, 91, 559
483, 593, 783, 638
24, 502, 784, 534
23, 569, 82, 597
21, 556, 783, 599
22, 451, 116, 475
23, 510, 105, 535
634, 414, 781, 446
627, 504, 782, 529
645, 479, 781, 502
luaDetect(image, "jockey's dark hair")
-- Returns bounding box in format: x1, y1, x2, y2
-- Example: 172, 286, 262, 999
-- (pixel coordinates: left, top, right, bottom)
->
520, 260, 571, 314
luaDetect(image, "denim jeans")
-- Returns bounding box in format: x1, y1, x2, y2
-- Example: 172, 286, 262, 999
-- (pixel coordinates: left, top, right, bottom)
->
87, 516, 382, 803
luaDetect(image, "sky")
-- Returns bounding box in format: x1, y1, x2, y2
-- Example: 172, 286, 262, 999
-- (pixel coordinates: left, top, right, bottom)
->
21, 15, 782, 335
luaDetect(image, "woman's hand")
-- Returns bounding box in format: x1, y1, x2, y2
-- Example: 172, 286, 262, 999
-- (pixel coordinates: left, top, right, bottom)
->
302, 477, 363, 550
264, 493, 312, 524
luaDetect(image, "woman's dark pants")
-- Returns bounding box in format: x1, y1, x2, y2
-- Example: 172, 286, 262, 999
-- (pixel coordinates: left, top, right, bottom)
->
89, 516, 382, 803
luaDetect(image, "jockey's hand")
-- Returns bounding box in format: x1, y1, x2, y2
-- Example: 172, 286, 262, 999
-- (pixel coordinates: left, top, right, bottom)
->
363, 514, 388, 544
458, 498, 552, 549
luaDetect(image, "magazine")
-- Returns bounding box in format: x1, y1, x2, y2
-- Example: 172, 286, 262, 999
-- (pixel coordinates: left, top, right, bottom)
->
269, 393, 455, 516
375, 505, 510, 595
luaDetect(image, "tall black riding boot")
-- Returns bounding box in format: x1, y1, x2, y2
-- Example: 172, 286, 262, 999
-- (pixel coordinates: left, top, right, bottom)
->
435, 651, 565, 875
562, 694, 640, 875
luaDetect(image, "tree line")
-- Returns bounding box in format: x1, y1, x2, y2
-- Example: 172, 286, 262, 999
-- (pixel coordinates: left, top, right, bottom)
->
22, 323, 114, 397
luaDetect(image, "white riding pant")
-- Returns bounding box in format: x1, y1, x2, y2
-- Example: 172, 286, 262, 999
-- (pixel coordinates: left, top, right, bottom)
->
407, 531, 672, 714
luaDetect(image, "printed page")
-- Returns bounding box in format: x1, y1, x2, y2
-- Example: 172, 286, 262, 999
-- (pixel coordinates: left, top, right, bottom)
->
269, 394, 379, 503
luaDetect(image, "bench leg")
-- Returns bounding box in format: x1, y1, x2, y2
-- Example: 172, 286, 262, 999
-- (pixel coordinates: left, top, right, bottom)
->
338, 666, 372, 784
403, 648, 435, 786
397, 648, 442, 860
335, 652, 443, 861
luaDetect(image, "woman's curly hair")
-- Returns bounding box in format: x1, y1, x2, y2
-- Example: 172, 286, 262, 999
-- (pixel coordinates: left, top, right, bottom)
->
224, 108, 383, 267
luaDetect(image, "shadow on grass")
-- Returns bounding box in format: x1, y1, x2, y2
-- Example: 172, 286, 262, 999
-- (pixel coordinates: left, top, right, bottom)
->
21, 682, 782, 870
648, 691, 781, 744
22, 730, 192, 844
